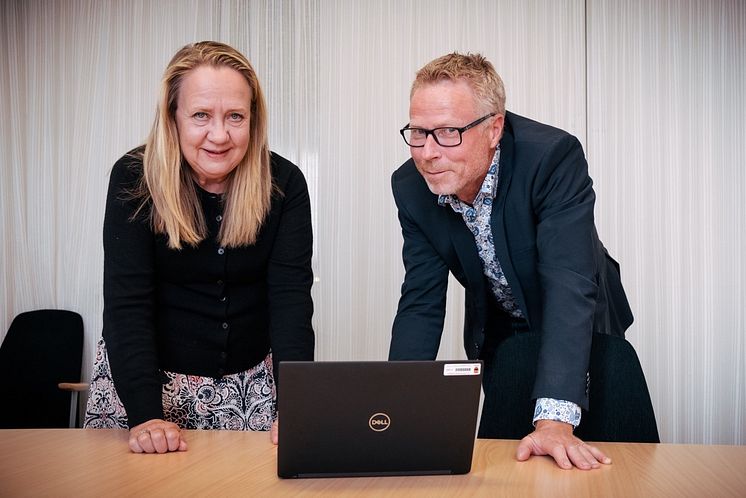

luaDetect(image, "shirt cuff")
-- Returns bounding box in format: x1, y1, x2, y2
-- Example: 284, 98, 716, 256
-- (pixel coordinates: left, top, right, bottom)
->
533, 398, 582, 429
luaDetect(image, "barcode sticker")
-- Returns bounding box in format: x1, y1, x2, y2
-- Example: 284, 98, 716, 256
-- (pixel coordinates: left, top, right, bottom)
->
443, 363, 481, 376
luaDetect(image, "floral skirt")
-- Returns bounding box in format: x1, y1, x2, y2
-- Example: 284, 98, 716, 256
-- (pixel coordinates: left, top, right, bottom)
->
83, 338, 276, 431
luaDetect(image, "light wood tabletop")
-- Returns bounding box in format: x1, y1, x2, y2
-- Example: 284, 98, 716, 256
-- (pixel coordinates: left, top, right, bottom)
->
0, 429, 744, 497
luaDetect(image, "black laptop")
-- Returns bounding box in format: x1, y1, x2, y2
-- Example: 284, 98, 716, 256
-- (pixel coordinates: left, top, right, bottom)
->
277, 360, 483, 478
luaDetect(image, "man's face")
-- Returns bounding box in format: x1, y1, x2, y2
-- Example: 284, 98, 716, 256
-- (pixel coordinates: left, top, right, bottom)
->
408, 79, 503, 204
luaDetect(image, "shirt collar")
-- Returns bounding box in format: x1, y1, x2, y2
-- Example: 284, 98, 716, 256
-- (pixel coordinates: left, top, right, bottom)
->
438, 146, 501, 207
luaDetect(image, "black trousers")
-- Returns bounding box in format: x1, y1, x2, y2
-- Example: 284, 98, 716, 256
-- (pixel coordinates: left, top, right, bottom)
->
477, 306, 537, 440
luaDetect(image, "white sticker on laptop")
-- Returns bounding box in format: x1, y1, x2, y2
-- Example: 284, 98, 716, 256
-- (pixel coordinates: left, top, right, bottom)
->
443, 363, 481, 376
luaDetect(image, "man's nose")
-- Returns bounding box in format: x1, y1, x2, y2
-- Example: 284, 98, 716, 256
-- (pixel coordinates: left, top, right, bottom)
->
420, 133, 441, 159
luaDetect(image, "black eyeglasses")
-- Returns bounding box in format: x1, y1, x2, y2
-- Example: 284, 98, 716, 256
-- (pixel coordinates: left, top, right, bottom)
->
399, 113, 496, 147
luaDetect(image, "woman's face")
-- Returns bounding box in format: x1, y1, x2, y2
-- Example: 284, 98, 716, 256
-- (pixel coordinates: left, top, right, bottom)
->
175, 65, 252, 194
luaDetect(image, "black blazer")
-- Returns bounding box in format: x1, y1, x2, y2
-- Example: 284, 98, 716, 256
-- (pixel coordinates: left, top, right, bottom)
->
389, 111, 633, 409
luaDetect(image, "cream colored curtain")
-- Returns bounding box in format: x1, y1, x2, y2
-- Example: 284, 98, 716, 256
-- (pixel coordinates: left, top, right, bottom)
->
1, 0, 744, 444
587, 0, 746, 445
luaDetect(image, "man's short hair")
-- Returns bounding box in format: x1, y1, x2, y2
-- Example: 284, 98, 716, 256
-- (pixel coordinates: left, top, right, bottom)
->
411, 52, 506, 116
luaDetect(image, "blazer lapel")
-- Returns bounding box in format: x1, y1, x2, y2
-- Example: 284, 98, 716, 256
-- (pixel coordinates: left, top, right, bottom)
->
491, 118, 530, 320
446, 207, 486, 295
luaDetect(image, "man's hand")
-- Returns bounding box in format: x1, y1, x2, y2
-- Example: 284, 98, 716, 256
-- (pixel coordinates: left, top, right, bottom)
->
515, 419, 611, 470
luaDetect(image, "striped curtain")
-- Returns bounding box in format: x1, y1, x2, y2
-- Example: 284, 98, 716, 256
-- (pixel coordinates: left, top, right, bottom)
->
1, 0, 744, 444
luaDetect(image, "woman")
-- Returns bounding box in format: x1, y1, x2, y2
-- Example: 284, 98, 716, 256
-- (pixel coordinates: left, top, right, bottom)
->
84, 41, 314, 454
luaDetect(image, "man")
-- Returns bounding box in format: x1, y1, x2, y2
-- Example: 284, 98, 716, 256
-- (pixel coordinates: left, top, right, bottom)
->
389, 53, 634, 470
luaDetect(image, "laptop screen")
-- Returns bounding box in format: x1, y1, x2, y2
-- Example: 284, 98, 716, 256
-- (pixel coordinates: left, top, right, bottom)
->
277, 360, 483, 478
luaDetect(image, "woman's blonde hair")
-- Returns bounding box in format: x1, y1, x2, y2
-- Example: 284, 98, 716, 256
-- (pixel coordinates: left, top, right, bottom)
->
140, 40, 272, 249
411, 52, 506, 116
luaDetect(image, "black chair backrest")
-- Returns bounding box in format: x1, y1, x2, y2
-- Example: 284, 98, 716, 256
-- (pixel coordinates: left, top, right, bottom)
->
0, 309, 84, 428
478, 333, 660, 443
576, 334, 660, 443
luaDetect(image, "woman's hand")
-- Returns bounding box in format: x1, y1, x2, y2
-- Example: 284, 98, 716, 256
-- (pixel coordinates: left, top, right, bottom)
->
271, 418, 279, 445
129, 419, 188, 454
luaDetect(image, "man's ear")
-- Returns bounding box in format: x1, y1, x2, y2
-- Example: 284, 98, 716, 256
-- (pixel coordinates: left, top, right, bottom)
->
490, 113, 505, 147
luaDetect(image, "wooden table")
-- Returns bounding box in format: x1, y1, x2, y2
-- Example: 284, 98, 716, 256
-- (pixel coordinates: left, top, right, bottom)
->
1, 429, 744, 497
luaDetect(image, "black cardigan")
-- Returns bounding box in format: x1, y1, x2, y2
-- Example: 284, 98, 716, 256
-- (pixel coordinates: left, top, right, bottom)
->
102, 149, 314, 427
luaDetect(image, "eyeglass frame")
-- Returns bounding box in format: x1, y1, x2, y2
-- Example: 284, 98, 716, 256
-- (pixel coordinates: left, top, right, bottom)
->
399, 112, 496, 147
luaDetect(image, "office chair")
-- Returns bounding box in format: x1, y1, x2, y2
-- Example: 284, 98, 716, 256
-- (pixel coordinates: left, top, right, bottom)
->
478, 332, 660, 443
0, 309, 84, 428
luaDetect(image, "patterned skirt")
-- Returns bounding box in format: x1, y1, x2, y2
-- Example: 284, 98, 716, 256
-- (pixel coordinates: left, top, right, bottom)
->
83, 338, 276, 431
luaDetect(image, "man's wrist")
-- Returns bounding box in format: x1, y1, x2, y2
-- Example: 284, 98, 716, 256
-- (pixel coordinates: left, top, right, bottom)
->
533, 398, 582, 429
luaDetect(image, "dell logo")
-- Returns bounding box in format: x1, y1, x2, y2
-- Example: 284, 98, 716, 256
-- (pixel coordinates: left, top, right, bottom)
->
368, 412, 391, 432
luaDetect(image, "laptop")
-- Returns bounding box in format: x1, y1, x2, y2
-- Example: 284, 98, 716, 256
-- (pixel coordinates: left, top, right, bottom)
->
277, 360, 483, 478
